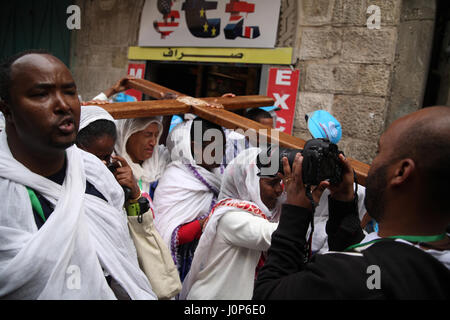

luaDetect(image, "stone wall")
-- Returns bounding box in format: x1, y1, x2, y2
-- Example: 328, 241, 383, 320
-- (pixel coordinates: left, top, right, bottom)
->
291, 0, 436, 164
385, 0, 436, 128
70, 0, 145, 101
69, 0, 437, 165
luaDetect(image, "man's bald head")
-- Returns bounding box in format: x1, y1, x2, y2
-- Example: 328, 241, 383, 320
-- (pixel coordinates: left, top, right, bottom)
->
385, 106, 450, 213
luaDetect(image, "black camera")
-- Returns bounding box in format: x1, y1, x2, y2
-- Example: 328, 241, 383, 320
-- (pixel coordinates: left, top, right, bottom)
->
107, 161, 132, 202
257, 138, 343, 186
107, 161, 120, 173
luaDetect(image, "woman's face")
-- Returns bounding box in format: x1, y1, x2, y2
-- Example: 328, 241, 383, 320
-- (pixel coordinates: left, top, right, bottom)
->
126, 122, 159, 164
80, 134, 115, 164
259, 177, 283, 210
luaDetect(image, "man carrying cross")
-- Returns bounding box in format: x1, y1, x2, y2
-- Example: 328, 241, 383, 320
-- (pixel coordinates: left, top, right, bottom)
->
0, 51, 156, 299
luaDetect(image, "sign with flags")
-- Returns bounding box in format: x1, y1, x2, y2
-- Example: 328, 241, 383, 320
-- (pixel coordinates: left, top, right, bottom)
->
138, 0, 281, 48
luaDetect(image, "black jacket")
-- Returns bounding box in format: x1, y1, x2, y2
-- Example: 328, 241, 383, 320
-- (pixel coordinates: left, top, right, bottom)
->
253, 200, 450, 299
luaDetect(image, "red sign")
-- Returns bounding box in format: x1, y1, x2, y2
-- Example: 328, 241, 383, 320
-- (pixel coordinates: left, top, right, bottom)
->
266, 68, 300, 134
126, 63, 146, 101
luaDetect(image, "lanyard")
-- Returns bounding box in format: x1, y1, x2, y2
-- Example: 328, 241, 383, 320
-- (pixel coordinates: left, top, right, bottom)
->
26, 187, 46, 223
138, 178, 142, 190
345, 233, 447, 251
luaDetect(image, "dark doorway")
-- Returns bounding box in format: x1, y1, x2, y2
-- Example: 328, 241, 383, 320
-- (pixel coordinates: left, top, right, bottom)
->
145, 61, 262, 98
423, 0, 450, 107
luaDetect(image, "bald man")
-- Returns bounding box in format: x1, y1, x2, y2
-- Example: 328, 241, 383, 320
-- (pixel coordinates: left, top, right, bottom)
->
0, 51, 156, 299
254, 106, 450, 299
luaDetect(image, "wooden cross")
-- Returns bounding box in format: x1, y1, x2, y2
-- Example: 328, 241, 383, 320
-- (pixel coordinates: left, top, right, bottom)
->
99, 78, 370, 186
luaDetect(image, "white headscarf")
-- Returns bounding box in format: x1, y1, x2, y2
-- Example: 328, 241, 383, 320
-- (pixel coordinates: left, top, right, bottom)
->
0, 132, 156, 299
114, 117, 169, 193
154, 120, 222, 249
218, 147, 277, 217
79, 105, 115, 132
180, 147, 283, 298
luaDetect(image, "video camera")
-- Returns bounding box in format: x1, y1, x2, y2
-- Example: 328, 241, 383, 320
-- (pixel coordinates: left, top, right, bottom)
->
257, 138, 343, 186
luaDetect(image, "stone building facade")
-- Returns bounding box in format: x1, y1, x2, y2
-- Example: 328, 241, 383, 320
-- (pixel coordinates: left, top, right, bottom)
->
70, 0, 441, 165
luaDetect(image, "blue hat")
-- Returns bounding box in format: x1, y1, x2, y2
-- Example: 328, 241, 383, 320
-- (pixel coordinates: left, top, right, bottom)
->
259, 105, 280, 112
306, 110, 342, 144
113, 92, 137, 103
169, 115, 184, 132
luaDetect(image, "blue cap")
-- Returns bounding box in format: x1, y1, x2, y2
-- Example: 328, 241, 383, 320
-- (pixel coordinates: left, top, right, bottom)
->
169, 115, 184, 132
259, 105, 279, 112
113, 92, 137, 103
306, 110, 342, 144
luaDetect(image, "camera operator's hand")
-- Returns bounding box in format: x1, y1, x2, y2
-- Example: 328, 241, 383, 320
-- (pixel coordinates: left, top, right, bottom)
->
280, 153, 313, 210
327, 154, 355, 202
311, 181, 330, 205
110, 155, 141, 200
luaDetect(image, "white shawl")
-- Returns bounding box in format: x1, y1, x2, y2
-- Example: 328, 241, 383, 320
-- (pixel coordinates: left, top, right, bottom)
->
153, 120, 222, 248
114, 117, 169, 194
0, 132, 156, 300
180, 148, 282, 299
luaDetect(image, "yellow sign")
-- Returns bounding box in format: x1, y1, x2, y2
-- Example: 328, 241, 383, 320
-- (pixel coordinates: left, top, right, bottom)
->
128, 46, 293, 65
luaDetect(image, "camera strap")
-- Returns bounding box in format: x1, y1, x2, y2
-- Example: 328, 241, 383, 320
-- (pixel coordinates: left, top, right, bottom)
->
304, 185, 317, 262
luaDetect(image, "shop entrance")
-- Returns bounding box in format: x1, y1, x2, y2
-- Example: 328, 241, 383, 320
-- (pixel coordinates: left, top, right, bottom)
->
145, 62, 262, 99
423, 0, 450, 106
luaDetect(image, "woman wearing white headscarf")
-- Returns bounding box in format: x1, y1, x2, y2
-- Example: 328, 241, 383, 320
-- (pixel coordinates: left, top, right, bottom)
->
153, 118, 224, 282
79, 105, 115, 131
180, 147, 284, 300
77, 106, 145, 204
114, 117, 170, 200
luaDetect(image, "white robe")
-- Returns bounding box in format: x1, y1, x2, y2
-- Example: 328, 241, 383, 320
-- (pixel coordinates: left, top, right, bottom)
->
153, 120, 222, 250
312, 184, 367, 253
180, 148, 282, 300
0, 132, 156, 300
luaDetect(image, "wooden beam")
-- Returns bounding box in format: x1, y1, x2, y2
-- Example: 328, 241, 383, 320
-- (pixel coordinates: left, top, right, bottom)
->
100, 95, 275, 119
193, 106, 303, 149
193, 105, 369, 186
127, 78, 183, 99
100, 99, 191, 119
99, 77, 370, 185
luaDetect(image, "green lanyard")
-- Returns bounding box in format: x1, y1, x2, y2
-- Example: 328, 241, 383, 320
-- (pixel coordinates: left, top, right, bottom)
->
138, 178, 142, 190
345, 233, 447, 251
26, 187, 46, 223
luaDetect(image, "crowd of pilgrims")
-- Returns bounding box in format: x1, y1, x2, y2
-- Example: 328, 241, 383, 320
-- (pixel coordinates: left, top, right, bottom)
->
1, 53, 448, 300
68, 81, 368, 299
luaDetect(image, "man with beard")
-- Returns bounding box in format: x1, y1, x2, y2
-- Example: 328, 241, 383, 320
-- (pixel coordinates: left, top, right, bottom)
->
0, 51, 156, 299
253, 106, 450, 299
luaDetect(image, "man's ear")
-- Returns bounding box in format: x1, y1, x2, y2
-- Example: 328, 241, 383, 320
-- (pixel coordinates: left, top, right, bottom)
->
390, 158, 415, 187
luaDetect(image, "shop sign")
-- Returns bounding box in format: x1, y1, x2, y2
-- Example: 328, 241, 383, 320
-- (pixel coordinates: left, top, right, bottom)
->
126, 63, 146, 101
266, 68, 300, 134
138, 0, 281, 48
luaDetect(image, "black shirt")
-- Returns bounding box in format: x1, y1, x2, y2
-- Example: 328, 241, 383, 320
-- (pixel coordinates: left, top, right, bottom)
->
30, 159, 107, 229
253, 201, 450, 299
